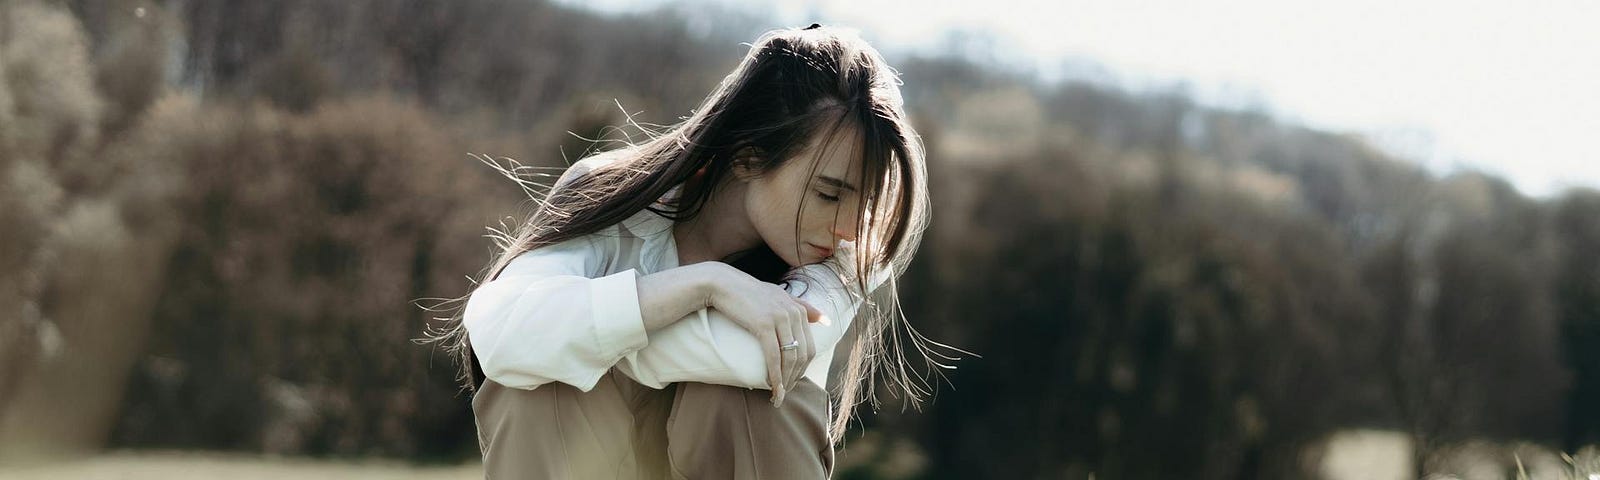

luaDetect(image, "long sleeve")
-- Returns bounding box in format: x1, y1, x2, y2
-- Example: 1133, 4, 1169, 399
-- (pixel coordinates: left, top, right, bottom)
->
617, 252, 890, 391
462, 236, 650, 392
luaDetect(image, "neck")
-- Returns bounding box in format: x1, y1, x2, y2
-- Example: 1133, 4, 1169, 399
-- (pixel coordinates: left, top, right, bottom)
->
673, 180, 760, 265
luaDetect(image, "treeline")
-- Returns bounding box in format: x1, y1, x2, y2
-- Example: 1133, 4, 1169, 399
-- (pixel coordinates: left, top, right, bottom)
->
0, 0, 1595, 478
891, 79, 1594, 477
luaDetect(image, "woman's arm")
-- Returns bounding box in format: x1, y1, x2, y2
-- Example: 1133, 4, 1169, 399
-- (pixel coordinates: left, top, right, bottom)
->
615, 247, 890, 392
466, 153, 726, 392
462, 239, 723, 392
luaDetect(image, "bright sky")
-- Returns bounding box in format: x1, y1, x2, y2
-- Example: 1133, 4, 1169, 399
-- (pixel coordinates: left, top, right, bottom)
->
567, 0, 1600, 198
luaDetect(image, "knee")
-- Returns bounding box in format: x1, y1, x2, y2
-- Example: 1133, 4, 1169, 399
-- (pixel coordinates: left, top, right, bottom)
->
666, 382, 834, 479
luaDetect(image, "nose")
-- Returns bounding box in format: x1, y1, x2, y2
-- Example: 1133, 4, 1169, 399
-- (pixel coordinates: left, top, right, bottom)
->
832, 225, 856, 243
831, 208, 860, 243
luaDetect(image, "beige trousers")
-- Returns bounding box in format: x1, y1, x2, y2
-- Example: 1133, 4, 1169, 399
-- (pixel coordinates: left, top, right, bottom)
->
473, 369, 834, 479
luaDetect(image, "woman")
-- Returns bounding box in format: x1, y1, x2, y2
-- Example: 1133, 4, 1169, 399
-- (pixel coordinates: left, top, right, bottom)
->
427, 24, 936, 479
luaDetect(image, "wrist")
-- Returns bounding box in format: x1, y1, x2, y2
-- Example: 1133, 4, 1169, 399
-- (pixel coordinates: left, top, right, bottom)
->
689, 261, 732, 309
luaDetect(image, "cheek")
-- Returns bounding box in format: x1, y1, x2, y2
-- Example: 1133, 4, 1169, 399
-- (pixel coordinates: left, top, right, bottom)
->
748, 183, 798, 238
802, 202, 833, 233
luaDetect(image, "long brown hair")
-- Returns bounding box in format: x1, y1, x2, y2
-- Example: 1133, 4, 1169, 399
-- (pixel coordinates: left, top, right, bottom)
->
422, 24, 959, 443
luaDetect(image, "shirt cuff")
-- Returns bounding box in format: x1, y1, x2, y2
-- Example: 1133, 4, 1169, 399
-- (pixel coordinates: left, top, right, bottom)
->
590, 268, 649, 358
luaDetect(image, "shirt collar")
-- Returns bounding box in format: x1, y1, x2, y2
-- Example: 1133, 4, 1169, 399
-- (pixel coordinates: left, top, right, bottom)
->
619, 185, 682, 272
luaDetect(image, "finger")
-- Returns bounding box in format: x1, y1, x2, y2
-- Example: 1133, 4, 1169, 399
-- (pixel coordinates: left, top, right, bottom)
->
797, 304, 812, 386
798, 297, 830, 326
802, 315, 816, 371
777, 319, 798, 398
784, 312, 801, 392
791, 305, 811, 390
761, 326, 783, 405
793, 314, 815, 391
790, 304, 810, 389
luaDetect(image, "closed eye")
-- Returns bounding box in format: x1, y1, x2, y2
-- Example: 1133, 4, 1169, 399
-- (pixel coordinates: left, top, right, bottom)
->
815, 190, 840, 202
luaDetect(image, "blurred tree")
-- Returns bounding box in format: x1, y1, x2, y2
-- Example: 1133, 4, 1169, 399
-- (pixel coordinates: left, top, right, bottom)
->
0, 0, 184, 461
1555, 189, 1600, 450
109, 97, 508, 457
1364, 173, 1567, 475
897, 138, 1382, 479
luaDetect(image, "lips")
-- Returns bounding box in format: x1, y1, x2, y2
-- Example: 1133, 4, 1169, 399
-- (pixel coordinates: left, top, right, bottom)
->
807, 243, 833, 258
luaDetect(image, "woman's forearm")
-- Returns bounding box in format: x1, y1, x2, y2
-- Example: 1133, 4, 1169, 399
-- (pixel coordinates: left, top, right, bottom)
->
616, 262, 861, 390
635, 262, 728, 332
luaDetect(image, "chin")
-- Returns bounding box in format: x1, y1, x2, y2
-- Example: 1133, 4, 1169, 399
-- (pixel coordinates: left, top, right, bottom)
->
766, 241, 816, 268
771, 244, 803, 268
786, 250, 822, 268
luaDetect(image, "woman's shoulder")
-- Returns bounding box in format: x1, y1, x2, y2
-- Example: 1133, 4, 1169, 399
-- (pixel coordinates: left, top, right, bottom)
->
564, 150, 678, 237
542, 147, 676, 264
554, 148, 635, 190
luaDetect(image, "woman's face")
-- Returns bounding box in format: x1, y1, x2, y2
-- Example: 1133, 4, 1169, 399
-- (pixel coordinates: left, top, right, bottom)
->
743, 123, 866, 267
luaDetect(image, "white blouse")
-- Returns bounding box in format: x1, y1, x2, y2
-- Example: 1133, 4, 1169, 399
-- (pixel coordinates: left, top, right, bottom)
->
462, 177, 885, 394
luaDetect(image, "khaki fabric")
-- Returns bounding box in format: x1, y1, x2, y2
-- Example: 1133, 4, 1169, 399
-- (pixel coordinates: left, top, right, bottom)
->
474, 369, 833, 479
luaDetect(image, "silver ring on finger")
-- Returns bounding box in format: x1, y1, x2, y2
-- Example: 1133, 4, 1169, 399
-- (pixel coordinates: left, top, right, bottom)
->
780, 340, 801, 351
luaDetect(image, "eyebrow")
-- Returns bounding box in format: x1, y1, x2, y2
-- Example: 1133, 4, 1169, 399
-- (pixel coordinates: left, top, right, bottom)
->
816, 175, 859, 193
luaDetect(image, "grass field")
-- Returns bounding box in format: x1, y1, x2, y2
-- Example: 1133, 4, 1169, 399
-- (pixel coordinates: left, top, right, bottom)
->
2, 431, 1596, 480
0, 452, 481, 480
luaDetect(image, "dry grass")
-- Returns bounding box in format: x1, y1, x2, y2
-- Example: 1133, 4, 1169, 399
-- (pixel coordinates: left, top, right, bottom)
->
1317, 429, 1600, 480
0, 451, 480, 480
1319, 429, 1413, 480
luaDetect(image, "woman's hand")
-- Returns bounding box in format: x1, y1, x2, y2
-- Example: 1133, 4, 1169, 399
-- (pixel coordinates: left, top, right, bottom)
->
702, 262, 826, 407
